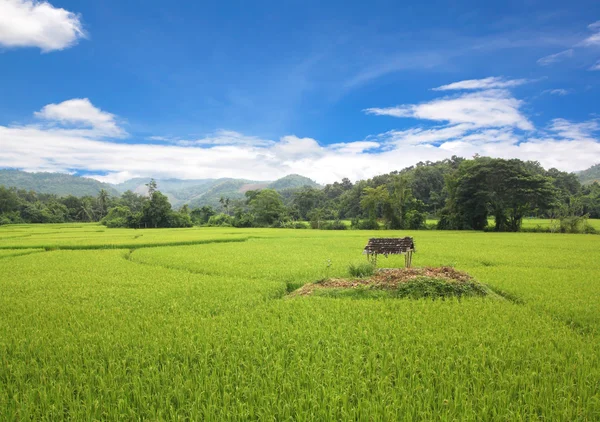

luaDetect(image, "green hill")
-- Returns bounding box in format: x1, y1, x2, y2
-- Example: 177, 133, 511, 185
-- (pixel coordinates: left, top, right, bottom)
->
578, 164, 600, 185
267, 174, 319, 190
0, 169, 119, 197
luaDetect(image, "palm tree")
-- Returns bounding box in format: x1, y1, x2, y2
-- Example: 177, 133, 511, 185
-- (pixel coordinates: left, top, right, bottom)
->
77, 198, 96, 222
97, 189, 109, 219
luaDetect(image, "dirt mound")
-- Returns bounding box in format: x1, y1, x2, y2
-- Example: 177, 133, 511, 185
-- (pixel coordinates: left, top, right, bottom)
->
292, 266, 486, 299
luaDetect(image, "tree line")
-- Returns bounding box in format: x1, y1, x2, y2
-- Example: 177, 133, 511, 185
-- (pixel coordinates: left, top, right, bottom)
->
1, 156, 599, 232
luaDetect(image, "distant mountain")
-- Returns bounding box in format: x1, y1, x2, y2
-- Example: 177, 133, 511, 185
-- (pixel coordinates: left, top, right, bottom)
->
0, 169, 119, 197
267, 174, 320, 190
0, 169, 320, 205
112, 174, 320, 208
578, 164, 600, 185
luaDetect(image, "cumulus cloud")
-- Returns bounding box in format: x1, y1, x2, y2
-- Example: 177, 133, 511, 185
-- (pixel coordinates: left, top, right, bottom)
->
2, 88, 600, 184
0, 0, 85, 52
365, 89, 533, 130
537, 49, 574, 66
34, 98, 126, 138
432, 76, 529, 91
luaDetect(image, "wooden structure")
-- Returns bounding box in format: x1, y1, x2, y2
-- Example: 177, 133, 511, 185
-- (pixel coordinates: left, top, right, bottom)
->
363, 237, 415, 268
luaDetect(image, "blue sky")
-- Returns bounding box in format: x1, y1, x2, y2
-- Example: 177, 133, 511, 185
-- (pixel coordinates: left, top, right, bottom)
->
0, 0, 599, 183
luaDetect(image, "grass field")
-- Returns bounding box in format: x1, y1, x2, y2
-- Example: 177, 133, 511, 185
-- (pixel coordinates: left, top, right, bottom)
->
1, 223, 599, 420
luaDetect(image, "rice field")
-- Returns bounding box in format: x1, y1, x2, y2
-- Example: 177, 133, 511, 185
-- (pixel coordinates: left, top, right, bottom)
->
1, 223, 599, 420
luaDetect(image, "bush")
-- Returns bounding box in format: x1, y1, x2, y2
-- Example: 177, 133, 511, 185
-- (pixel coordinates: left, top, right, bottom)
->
348, 262, 375, 278
355, 219, 380, 230
101, 206, 132, 228
559, 215, 597, 234
233, 213, 254, 228
280, 221, 309, 229
207, 213, 234, 227
322, 220, 347, 230
406, 210, 426, 229
0, 211, 22, 225
166, 212, 193, 228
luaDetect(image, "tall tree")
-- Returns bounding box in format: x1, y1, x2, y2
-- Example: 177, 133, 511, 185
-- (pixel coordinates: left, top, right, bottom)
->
360, 186, 389, 221
248, 189, 286, 226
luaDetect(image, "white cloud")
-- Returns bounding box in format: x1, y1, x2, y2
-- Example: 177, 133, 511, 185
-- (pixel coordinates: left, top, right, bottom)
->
581, 21, 600, 47
542, 88, 570, 96
581, 33, 600, 47
432, 77, 529, 91
1, 90, 600, 185
548, 118, 599, 141
176, 130, 275, 147
539, 21, 600, 66
537, 49, 574, 66
376, 123, 474, 146
590, 60, 600, 71
365, 89, 533, 130
0, 0, 85, 52
34, 98, 126, 138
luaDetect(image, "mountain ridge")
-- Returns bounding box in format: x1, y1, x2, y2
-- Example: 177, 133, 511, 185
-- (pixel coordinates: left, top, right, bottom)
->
578, 164, 600, 185
0, 170, 320, 207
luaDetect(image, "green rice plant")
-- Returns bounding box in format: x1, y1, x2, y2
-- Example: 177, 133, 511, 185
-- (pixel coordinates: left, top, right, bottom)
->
1, 223, 600, 419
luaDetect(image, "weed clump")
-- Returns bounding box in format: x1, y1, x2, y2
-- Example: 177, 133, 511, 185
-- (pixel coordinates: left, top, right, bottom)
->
394, 276, 488, 299
347, 262, 375, 278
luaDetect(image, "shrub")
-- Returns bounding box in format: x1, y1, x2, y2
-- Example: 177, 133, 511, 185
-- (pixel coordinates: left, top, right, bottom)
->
322, 220, 347, 230
279, 221, 309, 229
559, 215, 596, 234
207, 213, 234, 227
356, 219, 380, 230
101, 206, 132, 228
166, 212, 193, 228
406, 210, 426, 229
233, 213, 254, 228
348, 262, 375, 278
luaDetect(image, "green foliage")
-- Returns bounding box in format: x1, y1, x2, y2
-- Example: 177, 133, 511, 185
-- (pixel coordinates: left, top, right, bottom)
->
439, 158, 556, 231
190, 205, 216, 225
207, 213, 234, 226
354, 219, 380, 230
394, 276, 488, 299
279, 221, 309, 229
2, 158, 600, 234
248, 189, 287, 226
100, 205, 132, 228
321, 220, 347, 230
347, 262, 375, 278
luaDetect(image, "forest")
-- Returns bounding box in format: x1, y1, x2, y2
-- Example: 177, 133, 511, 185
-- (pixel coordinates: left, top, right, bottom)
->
1, 156, 599, 232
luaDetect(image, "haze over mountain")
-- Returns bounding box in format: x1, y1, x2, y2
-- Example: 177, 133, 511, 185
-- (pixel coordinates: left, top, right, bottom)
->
0, 169, 120, 197
0, 170, 319, 207
578, 164, 600, 185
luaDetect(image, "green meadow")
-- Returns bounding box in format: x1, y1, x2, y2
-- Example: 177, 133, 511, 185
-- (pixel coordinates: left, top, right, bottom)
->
1, 223, 599, 420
